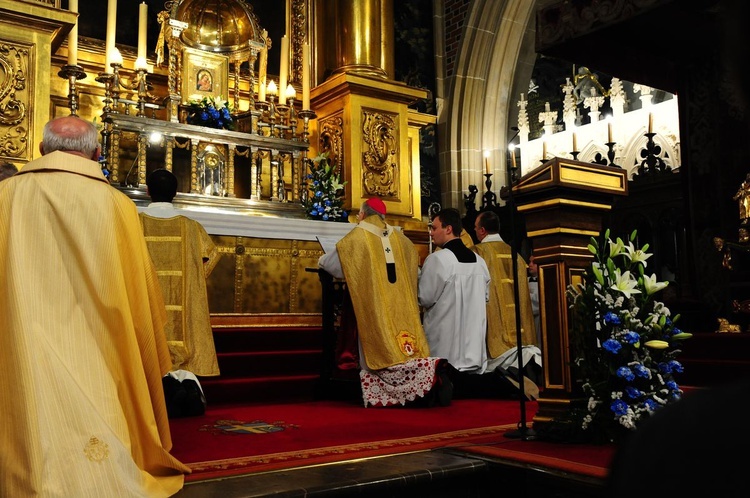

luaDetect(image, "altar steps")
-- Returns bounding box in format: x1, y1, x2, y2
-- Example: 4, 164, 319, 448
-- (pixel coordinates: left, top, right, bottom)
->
200, 316, 326, 406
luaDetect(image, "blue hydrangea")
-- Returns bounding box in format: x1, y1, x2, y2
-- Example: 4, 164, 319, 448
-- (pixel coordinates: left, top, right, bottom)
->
603, 338, 622, 354
610, 399, 630, 417
616, 366, 635, 381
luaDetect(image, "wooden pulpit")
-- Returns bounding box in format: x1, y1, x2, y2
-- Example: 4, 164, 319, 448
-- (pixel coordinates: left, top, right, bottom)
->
511, 158, 628, 428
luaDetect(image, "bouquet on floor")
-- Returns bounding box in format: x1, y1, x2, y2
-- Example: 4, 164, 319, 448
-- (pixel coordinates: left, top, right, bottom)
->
303, 152, 348, 222
185, 96, 234, 130
561, 229, 692, 443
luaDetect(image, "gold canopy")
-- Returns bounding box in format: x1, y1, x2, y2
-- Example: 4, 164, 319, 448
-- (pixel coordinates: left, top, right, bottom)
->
175, 0, 264, 53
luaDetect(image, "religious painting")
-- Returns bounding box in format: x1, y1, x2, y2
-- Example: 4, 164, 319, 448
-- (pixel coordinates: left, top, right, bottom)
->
182, 47, 228, 102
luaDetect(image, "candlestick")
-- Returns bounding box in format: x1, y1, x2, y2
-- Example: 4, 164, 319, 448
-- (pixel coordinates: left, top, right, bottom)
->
279, 35, 289, 105
648, 112, 654, 134
302, 42, 310, 110
105, 0, 117, 73
67, 0, 79, 66
138, 2, 148, 63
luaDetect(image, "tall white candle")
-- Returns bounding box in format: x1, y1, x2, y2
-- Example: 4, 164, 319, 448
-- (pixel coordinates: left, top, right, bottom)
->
302, 42, 310, 110
105, 0, 117, 73
648, 112, 654, 134
138, 2, 148, 63
67, 0, 79, 66
278, 35, 289, 105
258, 46, 268, 102
572, 131, 578, 152
608, 121, 613, 143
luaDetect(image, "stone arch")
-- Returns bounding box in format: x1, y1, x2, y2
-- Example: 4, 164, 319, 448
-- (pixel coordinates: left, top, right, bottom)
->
437, 0, 537, 211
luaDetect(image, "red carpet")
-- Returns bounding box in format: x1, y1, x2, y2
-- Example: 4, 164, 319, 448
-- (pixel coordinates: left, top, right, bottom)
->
169, 398, 533, 481
454, 437, 615, 479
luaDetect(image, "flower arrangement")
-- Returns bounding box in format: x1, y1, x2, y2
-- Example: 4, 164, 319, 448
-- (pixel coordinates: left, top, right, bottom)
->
558, 229, 692, 443
303, 152, 348, 222
185, 96, 234, 130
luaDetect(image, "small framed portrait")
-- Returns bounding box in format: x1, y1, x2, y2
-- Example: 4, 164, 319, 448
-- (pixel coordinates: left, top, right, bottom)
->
182, 47, 228, 101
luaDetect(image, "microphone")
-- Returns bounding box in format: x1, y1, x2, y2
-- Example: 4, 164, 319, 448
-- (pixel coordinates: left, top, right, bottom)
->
121, 154, 139, 188
510, 126, 519, 131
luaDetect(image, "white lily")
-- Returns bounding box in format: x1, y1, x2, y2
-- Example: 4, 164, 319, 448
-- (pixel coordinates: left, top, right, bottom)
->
608, 237, 625, 258
212, 96, 227, 109
610, 268, 641, 298
623, 241, 652, 267
643, 274, 669, 295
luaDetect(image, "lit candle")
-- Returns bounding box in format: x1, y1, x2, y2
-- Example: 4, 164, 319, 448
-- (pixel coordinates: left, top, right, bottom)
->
105, 0, 117, 73
572, 131, 578, 152
267, 79, 278, 97
608, 121, 613, 143
542, 136, 547, 159
137, 2, 148, 64
135, 56, 148, 71
67, 0, 78, 66
111, 47, 123, 66
278, 35, 289, 105
285, 83, 296, 101
648, 112, 654, 134
302, 42, 310, 110
484, 151, 490, 174
509, 144, 517, 169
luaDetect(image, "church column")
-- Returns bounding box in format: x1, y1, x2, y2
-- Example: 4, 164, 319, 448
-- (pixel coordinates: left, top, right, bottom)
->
310, 0, 433, 225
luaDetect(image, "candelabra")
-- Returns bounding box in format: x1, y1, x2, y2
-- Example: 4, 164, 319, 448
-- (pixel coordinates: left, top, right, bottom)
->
635, 132, 669, 178
605, 141, 620, 168
134, 68, 149, 117
286, 97, 298, 141
298, 110, 316, 144
58, 64, 87, 116
257, 95, 278, 137
482, 173, 498, 209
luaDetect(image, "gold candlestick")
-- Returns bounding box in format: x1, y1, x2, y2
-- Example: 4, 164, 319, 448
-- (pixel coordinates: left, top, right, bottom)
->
58, 64, 87, 116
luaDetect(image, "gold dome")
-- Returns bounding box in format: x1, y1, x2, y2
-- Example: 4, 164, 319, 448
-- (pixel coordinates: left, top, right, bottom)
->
175, 0, 263, 53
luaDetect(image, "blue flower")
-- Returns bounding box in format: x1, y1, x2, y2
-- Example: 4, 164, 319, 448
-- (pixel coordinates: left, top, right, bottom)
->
610, 399, 630, 416
616, 366, 635, 381
622, 331, 640, 344
604, 312, 621, 325
668, 360, 683, 373
643, 398, 657, 411
625, 386, 641, 399
633, 364, 650, 378
603, 339, 622, 354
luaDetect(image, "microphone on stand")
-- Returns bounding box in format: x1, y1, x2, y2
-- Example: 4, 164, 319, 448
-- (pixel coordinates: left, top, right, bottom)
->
503, 125, 536, 441
121, 154, 139, 188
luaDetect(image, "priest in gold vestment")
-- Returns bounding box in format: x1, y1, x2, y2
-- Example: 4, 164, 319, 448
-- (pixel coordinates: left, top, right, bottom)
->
140, 169, 221, 378
0, 116, 189, 497
319, 198, 449, 407
472, 211, 537, 359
